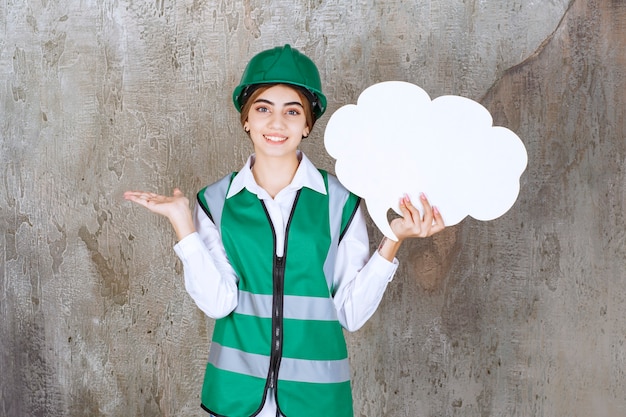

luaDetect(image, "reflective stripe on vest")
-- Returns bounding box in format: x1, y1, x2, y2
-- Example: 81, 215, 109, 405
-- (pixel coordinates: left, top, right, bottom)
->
208, 342, 351, 384
237, 290, 338, 321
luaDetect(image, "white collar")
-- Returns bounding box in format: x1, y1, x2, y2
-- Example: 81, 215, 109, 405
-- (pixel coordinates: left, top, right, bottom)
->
226, 151, 327, 199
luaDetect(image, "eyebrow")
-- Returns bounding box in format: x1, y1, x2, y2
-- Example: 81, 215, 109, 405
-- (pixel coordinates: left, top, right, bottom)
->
253, 98, 304, 108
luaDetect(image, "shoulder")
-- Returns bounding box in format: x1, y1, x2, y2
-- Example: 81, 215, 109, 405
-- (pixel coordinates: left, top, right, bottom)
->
198, 173, 235, 196
322, 170, 361, 216
197, 173, 236, 217
323, 171, 344, 190
321, 170, 355, 200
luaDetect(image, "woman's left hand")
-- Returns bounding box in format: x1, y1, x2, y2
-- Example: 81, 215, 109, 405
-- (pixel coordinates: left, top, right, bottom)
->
390, 193, 445, 241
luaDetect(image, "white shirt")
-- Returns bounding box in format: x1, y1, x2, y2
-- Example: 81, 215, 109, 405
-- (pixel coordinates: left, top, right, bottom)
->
173, 152, 398, 416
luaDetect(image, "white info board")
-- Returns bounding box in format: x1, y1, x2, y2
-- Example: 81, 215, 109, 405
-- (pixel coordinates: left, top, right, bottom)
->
324, 81, 528, 241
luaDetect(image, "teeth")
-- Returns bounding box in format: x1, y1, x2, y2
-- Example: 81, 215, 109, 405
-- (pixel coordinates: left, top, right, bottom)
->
265, 135, 286, 142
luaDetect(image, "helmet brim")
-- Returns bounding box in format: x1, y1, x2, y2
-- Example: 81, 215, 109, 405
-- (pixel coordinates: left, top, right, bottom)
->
233, 81, 327, 119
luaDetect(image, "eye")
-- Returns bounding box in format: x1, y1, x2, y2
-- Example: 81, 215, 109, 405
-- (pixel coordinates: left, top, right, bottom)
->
286, 108, 301, 116
255, 105, 270, 113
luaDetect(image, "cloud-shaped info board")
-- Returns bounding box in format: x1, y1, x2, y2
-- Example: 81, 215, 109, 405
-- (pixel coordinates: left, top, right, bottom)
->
324, 81, 528, 241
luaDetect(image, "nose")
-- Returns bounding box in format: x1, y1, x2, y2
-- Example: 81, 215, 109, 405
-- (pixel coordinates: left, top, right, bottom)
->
268, 111, 286, 129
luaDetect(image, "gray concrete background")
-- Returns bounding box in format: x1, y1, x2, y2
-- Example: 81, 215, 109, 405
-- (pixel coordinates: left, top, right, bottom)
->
1, 0, 625, 416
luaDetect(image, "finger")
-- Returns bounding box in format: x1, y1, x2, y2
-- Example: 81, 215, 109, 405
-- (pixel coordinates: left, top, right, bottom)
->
399, 196, 425, 236
432, 206, 444, 225
430, 206, 446, 233
419, 193, 436, 225
125, 191, 154, 201
125, 191, 154, 206
124, 191, 145, 199
398, 196, 416, 225
406, 195, 425, 220
123, 191, 142, 201
126, 196, 150, 208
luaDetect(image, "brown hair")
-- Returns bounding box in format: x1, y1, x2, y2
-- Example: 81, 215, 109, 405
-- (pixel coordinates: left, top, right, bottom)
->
239, 84, 316, 135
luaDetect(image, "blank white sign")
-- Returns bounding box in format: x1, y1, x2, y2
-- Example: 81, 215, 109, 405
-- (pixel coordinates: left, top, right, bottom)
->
324, 81, 528, 241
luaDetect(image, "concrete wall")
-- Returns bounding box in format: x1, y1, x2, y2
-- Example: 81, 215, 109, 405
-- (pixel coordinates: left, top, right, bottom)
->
1, 0, 625, 416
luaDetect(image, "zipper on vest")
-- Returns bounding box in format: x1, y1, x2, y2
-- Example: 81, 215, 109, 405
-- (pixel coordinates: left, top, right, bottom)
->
269, 254, 285, 390
261, 192, 300, 400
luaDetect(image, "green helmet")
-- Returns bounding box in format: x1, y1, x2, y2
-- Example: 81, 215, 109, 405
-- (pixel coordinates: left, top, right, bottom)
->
232, 44, 327, 119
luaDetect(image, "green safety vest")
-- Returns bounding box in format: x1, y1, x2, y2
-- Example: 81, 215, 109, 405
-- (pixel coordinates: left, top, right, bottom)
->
196, 170, 361, 417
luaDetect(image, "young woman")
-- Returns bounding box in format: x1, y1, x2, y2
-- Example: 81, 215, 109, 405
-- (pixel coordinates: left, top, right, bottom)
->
125, 44, 445, 417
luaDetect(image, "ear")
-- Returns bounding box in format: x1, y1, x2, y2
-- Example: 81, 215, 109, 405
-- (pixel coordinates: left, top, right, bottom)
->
302, 127, 310, 138
244, 123, 250, 133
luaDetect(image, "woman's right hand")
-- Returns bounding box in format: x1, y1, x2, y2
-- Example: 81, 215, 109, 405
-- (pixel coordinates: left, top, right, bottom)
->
124, 188, 196, 240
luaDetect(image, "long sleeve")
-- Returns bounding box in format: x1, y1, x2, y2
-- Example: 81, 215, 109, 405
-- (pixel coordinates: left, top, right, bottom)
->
173, 202, 239, 319
332, 205, 399, 332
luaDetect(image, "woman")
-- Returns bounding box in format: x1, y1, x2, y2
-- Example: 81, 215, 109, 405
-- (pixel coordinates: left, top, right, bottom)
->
125, 44, 444, 417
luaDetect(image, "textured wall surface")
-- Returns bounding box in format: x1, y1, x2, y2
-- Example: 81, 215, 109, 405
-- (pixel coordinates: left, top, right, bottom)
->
1, 0, 625, 416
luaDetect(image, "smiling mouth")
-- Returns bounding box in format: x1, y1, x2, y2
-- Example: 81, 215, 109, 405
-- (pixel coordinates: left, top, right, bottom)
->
264, 135, 288, 143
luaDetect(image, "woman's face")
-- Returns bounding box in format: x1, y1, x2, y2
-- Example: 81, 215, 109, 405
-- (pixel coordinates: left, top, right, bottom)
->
244, 84, 310, 160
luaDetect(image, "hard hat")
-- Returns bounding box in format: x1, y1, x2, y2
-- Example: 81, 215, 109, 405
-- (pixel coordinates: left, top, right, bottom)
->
232, 44, 327, 119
